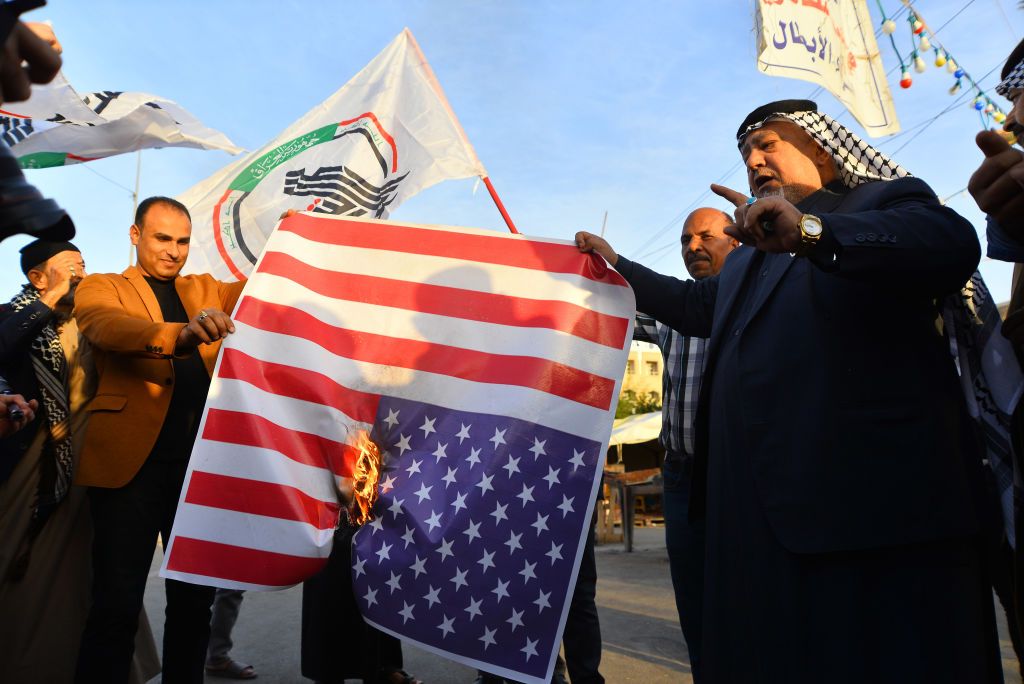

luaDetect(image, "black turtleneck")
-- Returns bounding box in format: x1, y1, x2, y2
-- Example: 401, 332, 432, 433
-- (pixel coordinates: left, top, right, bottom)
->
144, 276, 211, 462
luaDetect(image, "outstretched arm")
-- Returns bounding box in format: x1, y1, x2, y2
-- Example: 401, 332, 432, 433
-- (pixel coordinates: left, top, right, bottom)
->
576, 231, 716, 337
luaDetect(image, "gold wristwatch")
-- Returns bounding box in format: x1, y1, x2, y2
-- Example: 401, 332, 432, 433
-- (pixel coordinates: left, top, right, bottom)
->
795, 213, 823, 257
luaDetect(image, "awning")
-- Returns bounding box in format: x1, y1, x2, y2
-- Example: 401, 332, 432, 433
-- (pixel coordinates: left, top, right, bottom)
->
608, 411, 662, 446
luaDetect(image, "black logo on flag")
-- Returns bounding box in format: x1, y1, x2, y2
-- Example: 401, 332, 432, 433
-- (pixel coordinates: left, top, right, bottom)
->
282, 166, 408, 219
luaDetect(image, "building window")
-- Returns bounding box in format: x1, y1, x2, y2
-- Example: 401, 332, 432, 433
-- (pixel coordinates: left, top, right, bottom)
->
647, 361, 659, 376
626, 360, 635, 375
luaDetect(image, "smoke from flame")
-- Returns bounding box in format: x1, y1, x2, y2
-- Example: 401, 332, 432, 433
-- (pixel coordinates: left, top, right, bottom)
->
350, 430, 382, 526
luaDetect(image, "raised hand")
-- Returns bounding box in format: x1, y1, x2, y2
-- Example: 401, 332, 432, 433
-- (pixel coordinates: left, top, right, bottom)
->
710, 183, 803, 253
968, 130, 1024, 243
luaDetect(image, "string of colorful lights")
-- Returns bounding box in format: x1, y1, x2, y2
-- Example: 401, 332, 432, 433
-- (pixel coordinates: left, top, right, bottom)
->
876, 0, 1007, 127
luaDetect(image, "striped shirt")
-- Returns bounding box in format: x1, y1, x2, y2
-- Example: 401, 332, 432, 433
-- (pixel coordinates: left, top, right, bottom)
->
634, 313, 707, 459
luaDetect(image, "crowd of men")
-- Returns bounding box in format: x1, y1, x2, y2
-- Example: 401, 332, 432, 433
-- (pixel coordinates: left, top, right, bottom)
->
4, 6, 1024, 684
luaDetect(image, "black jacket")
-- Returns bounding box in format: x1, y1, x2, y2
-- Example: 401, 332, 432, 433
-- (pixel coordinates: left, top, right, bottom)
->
616, 177, 986, 554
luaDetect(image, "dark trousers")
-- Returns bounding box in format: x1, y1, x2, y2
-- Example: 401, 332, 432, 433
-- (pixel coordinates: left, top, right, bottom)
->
562, 522, 604, 683
302, 527, 404, 683
75, 457, 215, 684
662, 453, 705, 681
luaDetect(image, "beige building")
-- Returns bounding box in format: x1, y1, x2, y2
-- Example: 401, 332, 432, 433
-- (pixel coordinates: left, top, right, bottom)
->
620, 339, 663, 401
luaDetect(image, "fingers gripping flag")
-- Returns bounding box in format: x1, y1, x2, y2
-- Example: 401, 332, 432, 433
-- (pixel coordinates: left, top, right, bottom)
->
161, 213, 634, 684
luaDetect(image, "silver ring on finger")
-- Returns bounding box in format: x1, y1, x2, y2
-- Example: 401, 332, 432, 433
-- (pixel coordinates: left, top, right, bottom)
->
197, 310, 209, 322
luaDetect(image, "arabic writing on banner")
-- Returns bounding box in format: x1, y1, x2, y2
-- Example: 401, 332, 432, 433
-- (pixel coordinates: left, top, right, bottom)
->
755, 0, 900, 137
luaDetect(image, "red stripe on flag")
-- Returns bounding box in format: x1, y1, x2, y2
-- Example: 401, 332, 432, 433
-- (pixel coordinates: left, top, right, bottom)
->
212, 189, 247, 281
220, 347, 380, 424
338, 113, 398, 173
235, 298, 616, 410
203, 408, 359, 479
166, 536, 326, 587
278, 214, 629, 287
185, 471, 340, 530
259, 251, 629, 349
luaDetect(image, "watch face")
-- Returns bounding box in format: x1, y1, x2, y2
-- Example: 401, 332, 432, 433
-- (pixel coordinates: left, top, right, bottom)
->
802, 216, 823, 237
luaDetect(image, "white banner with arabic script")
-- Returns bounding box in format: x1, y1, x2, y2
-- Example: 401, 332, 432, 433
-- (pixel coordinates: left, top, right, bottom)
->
755, 0, 900, 137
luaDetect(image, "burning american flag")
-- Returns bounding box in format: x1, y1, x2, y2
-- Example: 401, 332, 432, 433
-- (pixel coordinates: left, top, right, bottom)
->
161, 212, 634, 683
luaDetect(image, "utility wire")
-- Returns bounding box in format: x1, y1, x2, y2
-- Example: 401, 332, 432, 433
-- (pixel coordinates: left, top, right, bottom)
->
78, 161, 136, 195
886, 62, 1002, 156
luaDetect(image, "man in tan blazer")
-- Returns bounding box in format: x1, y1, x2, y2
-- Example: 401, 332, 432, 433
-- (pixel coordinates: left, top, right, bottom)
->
73, 196, 245, 684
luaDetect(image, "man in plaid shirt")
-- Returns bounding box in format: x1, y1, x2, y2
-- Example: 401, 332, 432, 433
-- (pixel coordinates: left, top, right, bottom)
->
633, 207, 737, 681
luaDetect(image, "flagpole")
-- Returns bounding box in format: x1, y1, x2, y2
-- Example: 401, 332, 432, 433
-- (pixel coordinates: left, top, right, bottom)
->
482, 176, 518, 234
129, 150, 141, 265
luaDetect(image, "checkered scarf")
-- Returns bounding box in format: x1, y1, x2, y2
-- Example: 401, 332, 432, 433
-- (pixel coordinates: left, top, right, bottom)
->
740, 110, 1024, 547
4, 285, 75, 580
737, 110, 910, 187
996, 58, 1024, 97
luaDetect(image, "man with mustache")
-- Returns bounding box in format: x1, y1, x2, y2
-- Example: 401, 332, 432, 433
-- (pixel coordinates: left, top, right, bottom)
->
632, 207, 736, 681
0, 239, 105, 682
577, 100, 1001, 682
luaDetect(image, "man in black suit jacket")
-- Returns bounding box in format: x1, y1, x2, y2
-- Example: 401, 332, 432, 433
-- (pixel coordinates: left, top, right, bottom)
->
577, 100, 1002, 683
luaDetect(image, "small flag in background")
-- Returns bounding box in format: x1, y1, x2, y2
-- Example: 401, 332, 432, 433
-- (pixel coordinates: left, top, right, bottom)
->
161, 212, 634, 684
0, 71, 241, 168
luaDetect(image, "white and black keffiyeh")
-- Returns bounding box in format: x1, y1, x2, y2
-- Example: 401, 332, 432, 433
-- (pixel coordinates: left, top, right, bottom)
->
739, 103, 1024, 547
738, 109, 910, 188
8, 284, 73, 514
996, 58, 1024, 98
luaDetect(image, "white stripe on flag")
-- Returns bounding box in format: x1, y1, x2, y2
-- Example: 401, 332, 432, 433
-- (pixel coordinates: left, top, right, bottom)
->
225, 323, 613, 436
245, 272, 626, 376
169, 503, 335, 557
186, 440, 340, 504
207, 376, 373, 443
268, 230, 634, 317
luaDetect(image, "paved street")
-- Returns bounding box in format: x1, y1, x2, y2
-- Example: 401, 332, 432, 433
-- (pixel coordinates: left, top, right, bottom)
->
144, 528, 1021, 683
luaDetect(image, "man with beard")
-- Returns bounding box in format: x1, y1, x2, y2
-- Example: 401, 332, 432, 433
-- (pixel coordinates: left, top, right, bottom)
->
0, 240, 143, 683
0, 239, 84, 499
576, 100, 1001, 682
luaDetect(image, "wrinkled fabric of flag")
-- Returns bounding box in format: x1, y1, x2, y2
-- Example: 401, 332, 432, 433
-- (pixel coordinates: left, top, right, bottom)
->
161, 213, 634, 684
178, 28, 488, 283
0, 71, 241, 168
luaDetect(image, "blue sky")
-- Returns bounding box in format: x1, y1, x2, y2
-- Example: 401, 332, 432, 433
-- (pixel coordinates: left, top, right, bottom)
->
2, 0, 1020, 301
